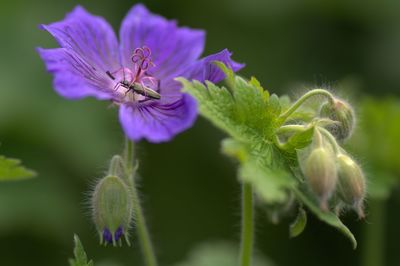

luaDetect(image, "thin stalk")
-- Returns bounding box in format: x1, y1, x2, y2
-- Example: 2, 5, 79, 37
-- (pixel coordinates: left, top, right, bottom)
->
124, 139, 158, 266
239, 183, 254, 266
318, 127, 340, 154
362, 199, 386, 266
279, 89, 335, 123
276, 124, 307, 134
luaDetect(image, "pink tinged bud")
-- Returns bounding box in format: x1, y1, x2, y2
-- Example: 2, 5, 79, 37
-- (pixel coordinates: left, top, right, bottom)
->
303, 148, 338, 210
319, 99, 355, 141
336, 154, 366, 218
92, 175, 133, 246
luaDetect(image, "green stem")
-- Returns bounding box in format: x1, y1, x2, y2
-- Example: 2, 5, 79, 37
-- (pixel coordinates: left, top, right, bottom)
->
239, 183, 254, 266
276, 124, 307, 134
279, 89, 335, 123
362, 199, 386, 266
124, 139, 158, 266
318, 127, 340, 154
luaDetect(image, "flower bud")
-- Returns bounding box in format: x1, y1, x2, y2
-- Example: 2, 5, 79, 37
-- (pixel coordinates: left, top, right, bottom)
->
302, 147, 338, 210
92, 175, 133, 246
319, 99, 355, 141
108, 155, 125, 178
336, 154, 366, 218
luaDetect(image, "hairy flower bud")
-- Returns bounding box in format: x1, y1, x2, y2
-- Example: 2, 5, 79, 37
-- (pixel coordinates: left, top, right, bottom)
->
319, 99, 355, 141
92, 175, 133, 246
302, 147, 338, 210
336, 154, 366, 218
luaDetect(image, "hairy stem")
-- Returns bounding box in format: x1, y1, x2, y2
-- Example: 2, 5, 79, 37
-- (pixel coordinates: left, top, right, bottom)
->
124, 139, 158, 266
362, 199, 386, 266
239, 183, 254, 266
279, 89, 335, 123
276, 124, 307, 134
318, 127, 340, 154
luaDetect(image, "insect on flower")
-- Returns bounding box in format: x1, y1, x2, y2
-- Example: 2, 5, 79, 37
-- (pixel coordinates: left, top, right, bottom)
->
37, 4, 244, 142
105, 47, 161, 102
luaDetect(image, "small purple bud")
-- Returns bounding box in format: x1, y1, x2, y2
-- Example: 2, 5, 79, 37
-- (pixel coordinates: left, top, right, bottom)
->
302, 147, 338, 210
336, 154, 366, 218
92, 175, 133, 246
319, 99, 355, 141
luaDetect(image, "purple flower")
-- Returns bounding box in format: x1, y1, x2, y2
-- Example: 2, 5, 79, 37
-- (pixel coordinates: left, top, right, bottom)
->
37, 4, 243, 142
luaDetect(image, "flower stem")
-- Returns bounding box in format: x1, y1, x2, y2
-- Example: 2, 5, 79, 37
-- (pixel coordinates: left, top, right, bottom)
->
276, 124, 307, 134
318, 127, 340, 154
239, 183, 254, 266
279, 89, 335, 123
124, 139, 158, 266
362, 199, 386, 266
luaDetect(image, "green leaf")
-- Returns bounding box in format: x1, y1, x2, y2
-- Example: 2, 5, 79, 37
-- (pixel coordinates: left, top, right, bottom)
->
213, 61, 235, 90
69, 234, 94, 266
268, 94, 282, 117
222, 138, 295, 204
293, 188, 357, 249
240, 161, 294, 203
174, 241, 273, 266
289, 207, 307, 238
0, 155, 36, 181
179, 64, 277, 144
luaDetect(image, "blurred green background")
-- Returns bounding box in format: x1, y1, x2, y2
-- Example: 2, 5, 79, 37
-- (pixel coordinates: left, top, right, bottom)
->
1, 0, 400, 265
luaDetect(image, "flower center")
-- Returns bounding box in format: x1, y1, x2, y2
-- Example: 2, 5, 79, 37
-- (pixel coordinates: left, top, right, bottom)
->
106, 46, 160, 103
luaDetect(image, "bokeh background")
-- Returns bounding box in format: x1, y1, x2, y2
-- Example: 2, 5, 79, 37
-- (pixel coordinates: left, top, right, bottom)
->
1, 0, 400, 265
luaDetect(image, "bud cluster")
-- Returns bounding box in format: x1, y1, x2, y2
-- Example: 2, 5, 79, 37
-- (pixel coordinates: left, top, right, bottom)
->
299, 128, 365, 217
91, 155, 134, 246
278, 91, 366, 218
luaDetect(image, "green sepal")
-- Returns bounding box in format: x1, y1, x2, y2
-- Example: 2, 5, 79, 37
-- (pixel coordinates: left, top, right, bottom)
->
280, 126, 315, 153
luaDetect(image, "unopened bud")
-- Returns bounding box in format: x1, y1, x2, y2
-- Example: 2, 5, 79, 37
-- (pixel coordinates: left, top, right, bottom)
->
319, 99, 355, 141
302, 147, 338, 210
92, 175, 133, 246
108, 155, 125, 177
336, 154, 366, 218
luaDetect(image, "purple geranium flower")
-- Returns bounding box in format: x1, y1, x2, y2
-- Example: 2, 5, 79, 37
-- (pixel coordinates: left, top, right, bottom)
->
38, 4, 243, 142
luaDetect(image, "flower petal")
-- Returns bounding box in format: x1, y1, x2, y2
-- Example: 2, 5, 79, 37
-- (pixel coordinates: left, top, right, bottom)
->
188, 49, 244, 83
37, 47, 114, 99
119, 4, 205, 80
119, 94, 197, 143
40, 5, 120, 72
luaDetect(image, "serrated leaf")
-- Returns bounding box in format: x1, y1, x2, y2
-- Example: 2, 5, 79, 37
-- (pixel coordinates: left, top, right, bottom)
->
240, 161, 294, 203
0, 155, 36, 181
213, 61, 235, 90
268, 94, 281, 117
69, 234, 94, 266
289, 207, 307, 238
293, 188, 357, 249
222, 138, 295, 204
249, 76, 269, 102
179, 65, 276, 144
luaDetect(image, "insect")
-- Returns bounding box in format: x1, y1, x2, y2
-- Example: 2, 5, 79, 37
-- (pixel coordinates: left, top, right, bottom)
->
106, 70, 161, 100
106, 46, 161, 101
